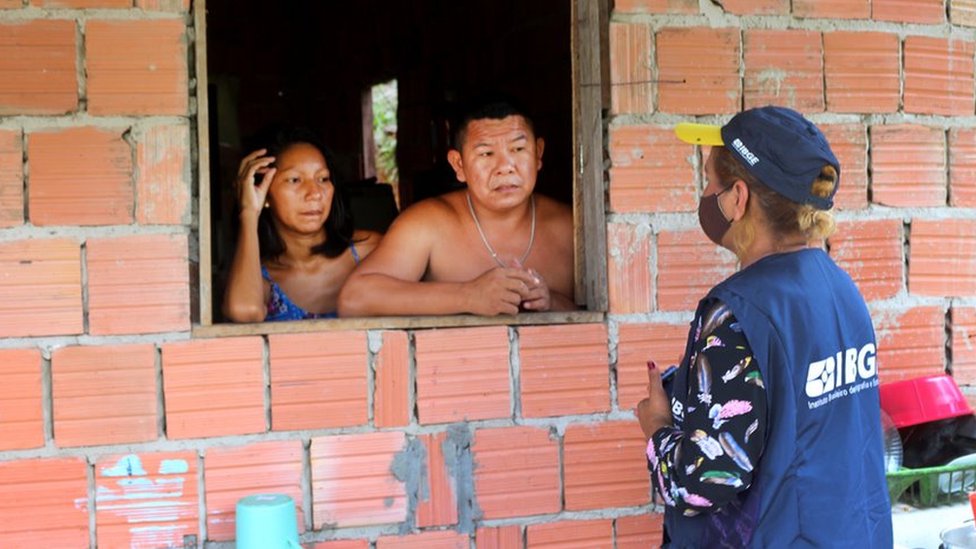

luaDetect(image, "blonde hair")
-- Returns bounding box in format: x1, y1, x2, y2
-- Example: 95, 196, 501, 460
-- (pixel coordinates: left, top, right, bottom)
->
712, 148, 837, 255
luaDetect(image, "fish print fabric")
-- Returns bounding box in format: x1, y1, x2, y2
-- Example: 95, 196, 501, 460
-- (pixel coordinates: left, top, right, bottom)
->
647, 300, 768, 516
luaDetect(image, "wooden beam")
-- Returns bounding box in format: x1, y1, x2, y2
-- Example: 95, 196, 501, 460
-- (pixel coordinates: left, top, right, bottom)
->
192, 311, 606, 338
194, 0, 213, 325
572, 0, 609, 311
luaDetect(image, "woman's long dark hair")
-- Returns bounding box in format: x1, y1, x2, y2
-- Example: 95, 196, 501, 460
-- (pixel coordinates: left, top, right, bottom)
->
254, 127, 355, 260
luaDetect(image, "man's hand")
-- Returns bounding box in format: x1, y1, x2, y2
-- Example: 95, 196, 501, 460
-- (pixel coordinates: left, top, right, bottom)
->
462, 267, 537, 316
636, 361, 674, 441
519, 268, 551, 311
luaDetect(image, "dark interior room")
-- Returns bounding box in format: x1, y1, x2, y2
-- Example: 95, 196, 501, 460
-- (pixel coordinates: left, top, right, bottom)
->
206, 0, 572, 319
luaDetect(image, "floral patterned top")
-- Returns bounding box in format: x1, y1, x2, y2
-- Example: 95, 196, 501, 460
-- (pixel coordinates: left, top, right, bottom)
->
647, 299, 768, 516
261, 244, 360, 321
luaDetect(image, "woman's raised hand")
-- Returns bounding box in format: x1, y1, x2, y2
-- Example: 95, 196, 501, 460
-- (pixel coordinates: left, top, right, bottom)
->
235, 149, 277, 216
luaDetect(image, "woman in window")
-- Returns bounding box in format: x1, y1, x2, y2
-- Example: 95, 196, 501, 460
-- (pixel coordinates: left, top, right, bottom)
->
223, 127, 380, 322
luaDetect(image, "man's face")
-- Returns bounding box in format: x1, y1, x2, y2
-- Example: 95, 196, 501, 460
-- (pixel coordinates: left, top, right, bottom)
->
448, 115, 544, 210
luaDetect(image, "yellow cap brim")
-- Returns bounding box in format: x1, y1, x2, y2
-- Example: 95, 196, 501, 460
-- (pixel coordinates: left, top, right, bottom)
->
674, 123, 724, 146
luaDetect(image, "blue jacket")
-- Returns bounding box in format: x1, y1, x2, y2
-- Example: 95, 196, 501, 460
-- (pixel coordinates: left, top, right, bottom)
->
663, 249, 892, 548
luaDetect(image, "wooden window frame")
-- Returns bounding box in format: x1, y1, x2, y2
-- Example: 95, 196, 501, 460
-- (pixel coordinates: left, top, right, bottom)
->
191, 0, 608, 336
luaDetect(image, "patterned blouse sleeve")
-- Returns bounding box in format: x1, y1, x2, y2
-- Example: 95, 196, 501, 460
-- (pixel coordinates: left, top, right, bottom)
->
646, 300, 768, 516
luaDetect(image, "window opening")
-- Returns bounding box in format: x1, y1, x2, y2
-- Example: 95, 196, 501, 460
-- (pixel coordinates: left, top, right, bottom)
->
194, 0, 606, 328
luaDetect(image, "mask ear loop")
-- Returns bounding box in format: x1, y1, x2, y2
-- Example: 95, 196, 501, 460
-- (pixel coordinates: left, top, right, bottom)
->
715, 185, 734, 222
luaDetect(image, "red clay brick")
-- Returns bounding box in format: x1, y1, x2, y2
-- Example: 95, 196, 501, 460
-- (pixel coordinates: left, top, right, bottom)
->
376, 530, 469, 549
609, 125, 696, 213
951, 128, 976, 207
95, 451, 197, 548
828, 219, 904, 301
904, 37, 975, 116
954, 0, 976, 26
269, 331, 367, 431
204, 440, 303, 541
871, 125, 947, 207
0, 458, 88, 547
473, 426, 560, 519
162, 337, 265, 439
873, 0, 945, 23
137, 123, 191, 224
823, 32, 900, 113
657, 27, 740, 114
312, 542, 370, 549
310, 431, 407, 528
613, 0, 697, 13
0, 238, 82, 337
375, 330, 410, 428
417, 431, 458, 528
52, 344, 157, 447
0, 348, 44, 450
28, 127, 132, 226
519, 324, 609, 417
33, 0, 129, 6
30, 0, 132, 4
720, 0, 787, 15
657, 229, 737, 312
821, 124, 868, 210
136, 0, 187, 10
86, 19, 187, 115
564, 421, 649, 510
874, 306, 946, 382
0, 0, 21, 7
86, 234, 190, 334
415, 326, 510, 424
608, 222, 653, 314
609, 22, 653, 115
617, 322, 689, 410
477, 525, 522, 549
909, 219, 976, 297
0, 129, 23, 227
526, 519, 613, 549
743, 30, 823, 112
794, 0, 870, 18
0, 20, 77, 114
951, 307, 976, 384
617, 514, 665, 549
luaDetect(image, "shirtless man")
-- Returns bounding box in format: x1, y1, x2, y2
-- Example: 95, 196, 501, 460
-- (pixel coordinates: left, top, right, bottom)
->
337, 98, 575, 316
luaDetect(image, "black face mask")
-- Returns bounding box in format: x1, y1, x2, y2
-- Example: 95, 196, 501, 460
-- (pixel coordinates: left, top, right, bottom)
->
698, 187, 733, 246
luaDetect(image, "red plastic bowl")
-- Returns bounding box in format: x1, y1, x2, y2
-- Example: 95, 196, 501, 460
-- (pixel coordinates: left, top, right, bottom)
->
879, 375, 973, 428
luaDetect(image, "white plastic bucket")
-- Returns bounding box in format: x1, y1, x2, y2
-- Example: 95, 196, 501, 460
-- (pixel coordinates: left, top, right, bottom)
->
941, 521, 976, 549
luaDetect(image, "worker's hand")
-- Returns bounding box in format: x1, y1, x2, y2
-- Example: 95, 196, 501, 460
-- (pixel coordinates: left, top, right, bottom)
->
636, 361, 674, 441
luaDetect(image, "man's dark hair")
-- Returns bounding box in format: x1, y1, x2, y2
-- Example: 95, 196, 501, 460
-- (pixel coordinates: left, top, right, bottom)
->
450, 93, 537, 150
250, 126, 355, 260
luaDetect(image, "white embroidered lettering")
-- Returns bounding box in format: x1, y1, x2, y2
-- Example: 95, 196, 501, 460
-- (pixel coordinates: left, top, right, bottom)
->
732, 138, 760, 166
806, 343, 878, 400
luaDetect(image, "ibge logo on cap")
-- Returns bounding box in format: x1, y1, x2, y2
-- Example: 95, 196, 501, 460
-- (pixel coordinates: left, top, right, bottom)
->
731, 138, 760, 166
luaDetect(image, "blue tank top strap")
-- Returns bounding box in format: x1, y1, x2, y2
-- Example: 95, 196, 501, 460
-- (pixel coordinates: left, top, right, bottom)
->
350, 242, 361, 264
260, 264, 337, 321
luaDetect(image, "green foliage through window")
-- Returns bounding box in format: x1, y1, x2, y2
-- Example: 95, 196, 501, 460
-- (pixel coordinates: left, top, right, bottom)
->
372, 80, 398, 185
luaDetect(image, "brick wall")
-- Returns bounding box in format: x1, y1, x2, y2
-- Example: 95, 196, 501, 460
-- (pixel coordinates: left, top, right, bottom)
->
0, 1, 974, 547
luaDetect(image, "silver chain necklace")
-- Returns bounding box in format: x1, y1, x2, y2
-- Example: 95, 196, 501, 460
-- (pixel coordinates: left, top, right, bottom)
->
466, 191, 536, 268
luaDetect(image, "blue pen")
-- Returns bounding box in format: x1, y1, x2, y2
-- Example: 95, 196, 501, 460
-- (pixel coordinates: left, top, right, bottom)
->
660, 365, 678, 382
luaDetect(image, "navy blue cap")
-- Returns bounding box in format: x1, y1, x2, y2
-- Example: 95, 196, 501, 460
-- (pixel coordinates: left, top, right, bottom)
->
675, 106, 841, 210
